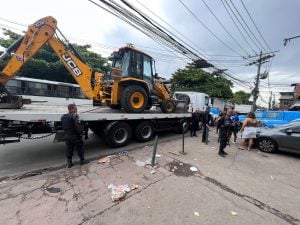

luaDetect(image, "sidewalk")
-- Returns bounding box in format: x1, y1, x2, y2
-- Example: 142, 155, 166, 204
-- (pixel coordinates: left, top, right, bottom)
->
0, 131, 299, 225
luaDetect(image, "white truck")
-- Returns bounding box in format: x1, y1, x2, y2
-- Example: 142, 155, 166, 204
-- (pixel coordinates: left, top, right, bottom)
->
0, 102, 191, 147
173, 91, 209, 112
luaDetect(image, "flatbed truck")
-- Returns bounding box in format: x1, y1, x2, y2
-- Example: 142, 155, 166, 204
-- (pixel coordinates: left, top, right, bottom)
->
0, 102, 191, 147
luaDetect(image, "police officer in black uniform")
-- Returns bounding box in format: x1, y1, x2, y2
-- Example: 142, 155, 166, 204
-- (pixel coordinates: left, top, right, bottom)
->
218, 110, 233, 157
190, 109, 200, 137
61, 104, 88, 168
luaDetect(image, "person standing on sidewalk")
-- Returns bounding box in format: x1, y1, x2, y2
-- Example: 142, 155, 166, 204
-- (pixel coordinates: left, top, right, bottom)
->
230, 111, 240, 143
202, 106, 211, 143
61, 104, 88, 168
190, 108, 200, 137
218, 110, 233, 157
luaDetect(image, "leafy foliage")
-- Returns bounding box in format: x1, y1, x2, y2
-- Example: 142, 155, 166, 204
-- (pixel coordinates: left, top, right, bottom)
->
232, 90, 251, 104
171, 64, 233, 100
0, 29, 110, 83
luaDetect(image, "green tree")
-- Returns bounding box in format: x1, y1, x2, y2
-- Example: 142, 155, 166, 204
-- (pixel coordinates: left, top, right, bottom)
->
171, 64, 233, 100
0, 29, 110, 84
232, 90, 251, 104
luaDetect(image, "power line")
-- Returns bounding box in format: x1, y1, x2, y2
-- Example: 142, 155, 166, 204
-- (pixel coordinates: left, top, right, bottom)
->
228, 0, 268, 52
220, 0, 256, 54
240, 0, 272, 51
201, 0, 250, 56
178, 0, 245, 57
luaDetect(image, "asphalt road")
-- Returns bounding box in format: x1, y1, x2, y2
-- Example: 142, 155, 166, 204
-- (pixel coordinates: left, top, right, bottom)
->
0, 131, 179, 179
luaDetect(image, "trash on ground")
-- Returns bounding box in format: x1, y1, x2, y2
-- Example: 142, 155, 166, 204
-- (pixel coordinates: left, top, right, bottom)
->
145, 158, 152, 165
211, 147, 216, 149
108, 184, 131, 201
155, 154, 161, 158
97, 156, 110, 164
231, 211, 238, 216
150, 170, 156, 174
194, 158, 197, 161
130, 184, 142, 190
174, 166, 178, 170
144, 145, 149, 148
194, 211, 200, 217
271, 175, 274, 180
171, 169, 175, 172
190, 166, 198, 172
179, 163, 183, 166
118, 151, 128, 155
135, 160, 146, 167
168, 151, 180, 156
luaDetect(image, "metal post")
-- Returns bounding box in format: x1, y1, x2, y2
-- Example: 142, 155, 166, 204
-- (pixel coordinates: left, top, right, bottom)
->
182, 132, 185, 154
151, 135, 158, 166
205, 125, 209, 145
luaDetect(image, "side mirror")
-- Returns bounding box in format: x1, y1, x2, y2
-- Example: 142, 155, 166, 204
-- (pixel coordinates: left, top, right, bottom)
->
285, 128, 293, 134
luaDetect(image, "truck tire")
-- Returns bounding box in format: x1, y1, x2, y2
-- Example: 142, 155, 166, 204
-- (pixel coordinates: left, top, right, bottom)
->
177, 94, 190, 105
161, 99, 176, 113
104, 122, 132, 148
135, 121, 154, 142
177, 118, 189, 134
121, 86, 148, 113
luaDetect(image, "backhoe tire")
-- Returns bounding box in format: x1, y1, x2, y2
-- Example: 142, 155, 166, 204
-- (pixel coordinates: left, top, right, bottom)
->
161, 99, 176, 113
134, 121, 154, 142
104, 122, 132, 148
121, 86, 148, 113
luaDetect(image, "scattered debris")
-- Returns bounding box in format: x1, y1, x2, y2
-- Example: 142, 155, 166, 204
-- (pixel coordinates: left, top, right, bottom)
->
97, 156, 110, 164
46, 187, 61, 193
194, 211, 200, 217
174, 166, 178, 170
118, 151, 128, 155
231, 211, 238, 216
171, 169, 175, 172
271, 175, 274, 180
194, 158, 197, 161
108, 184, 130, 202
130, 184, 142, 190
135, 160, 146, 167
150, 170, 156, 174
147, 206, 151, 209
179, 163, 183, 166
168, 151, 180, 156
155, 154, 161, 158
211, 147, 216, 149
190, 166, 198, 172
144, 145, 149, 148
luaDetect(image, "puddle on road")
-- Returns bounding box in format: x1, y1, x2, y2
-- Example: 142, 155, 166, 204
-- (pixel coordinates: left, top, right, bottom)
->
46, 187, 61, 193
166, 161, 200, 177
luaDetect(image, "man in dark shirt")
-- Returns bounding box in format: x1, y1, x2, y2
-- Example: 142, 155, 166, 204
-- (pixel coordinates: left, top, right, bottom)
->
61, 104, 88, 168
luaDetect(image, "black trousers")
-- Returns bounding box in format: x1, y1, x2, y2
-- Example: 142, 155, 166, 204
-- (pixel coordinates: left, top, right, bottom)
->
202, 125, 208, 142
219, 131, 229, 152
66, 138, 84, 161
190, 123, 198, 136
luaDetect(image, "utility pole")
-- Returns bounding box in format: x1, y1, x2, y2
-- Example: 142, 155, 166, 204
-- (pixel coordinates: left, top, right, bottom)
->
245, 50, 276, 112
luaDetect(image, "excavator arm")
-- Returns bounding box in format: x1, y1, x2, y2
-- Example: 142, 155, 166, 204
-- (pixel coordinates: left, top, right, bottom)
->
0, 16, 101, 103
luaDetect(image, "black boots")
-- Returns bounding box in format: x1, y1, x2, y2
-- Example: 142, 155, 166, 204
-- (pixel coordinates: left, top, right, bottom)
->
80, 158, 89, 165
218, 150, 228, 157
67, 159, 73, 168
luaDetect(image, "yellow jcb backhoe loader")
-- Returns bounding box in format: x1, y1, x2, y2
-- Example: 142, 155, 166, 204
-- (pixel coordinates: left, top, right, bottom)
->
0, 16, 187, 113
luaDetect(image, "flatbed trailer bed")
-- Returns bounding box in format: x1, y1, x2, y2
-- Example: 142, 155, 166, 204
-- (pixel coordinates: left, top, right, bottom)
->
0, 103, 191, 147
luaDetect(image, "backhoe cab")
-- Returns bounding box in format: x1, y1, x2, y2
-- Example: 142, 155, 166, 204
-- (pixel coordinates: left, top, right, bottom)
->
0, 16, 183, 113
104, 45, 177, 113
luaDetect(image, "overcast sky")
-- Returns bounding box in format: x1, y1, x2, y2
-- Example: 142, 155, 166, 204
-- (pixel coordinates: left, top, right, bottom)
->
1, 0, 299, 106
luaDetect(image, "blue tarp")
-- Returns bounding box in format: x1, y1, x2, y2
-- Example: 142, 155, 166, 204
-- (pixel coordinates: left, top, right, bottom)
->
238, 111, 300, 127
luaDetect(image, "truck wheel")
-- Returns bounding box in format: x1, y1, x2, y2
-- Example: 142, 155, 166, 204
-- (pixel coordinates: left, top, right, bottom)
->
177, 94, 190, 105
177, 118, 189, 134
161, 99, 176, 113
105, 122, 132, 148
135, 121, 154, 142
121, 86, 148, 113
